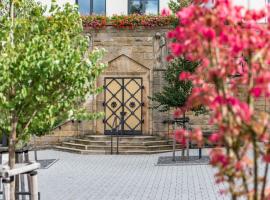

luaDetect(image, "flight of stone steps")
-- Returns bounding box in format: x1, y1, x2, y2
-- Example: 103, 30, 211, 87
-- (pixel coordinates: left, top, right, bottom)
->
54, 135, 183, 155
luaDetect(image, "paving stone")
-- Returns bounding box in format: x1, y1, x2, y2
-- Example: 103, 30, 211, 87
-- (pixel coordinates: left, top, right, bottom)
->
2, 149, 231, 200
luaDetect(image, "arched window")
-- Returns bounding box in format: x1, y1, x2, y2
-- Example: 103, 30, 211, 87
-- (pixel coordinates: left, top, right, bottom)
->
76, 0, 106, 15
128, 0, 159, 15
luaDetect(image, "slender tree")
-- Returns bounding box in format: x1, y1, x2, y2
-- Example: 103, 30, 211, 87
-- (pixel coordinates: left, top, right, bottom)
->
150, 57, 203, 113
0, 0, 106, 198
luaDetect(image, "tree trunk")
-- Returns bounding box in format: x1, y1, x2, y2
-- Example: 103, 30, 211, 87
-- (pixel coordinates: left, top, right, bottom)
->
8, 115, 18, 200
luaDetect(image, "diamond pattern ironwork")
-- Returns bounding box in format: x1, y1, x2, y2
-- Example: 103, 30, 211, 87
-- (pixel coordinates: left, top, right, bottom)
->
104, 78, 143, 135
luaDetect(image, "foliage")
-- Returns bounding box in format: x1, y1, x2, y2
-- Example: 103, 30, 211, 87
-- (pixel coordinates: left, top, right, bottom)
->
82, 14, 177, 29
169, 0, 270, 199
168, 0, 193, 14
0, 0, 105, 162
150, 57, 204, 115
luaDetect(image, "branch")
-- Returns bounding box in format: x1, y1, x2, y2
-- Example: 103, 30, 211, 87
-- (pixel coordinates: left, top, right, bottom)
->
21, 110, 37, 134
261, 163, 269, 200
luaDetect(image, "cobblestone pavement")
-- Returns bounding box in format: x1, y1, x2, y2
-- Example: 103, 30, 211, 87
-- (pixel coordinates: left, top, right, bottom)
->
25, 149, 229, 200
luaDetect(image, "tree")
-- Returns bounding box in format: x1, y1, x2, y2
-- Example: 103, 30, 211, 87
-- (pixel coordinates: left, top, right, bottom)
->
150, 57, 202, 113
0, 0, 106, 198
169, 0, 270, 199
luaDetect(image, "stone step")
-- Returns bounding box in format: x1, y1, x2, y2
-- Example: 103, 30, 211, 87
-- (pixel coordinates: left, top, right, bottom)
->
62, 142, 88, 150
119, 150, 181, 155
61, 141, 182, 151
86, 145, 182, 151
85, 135, 161, 142
54, 146, 182, 155
143, 140, 173, 146
73, 139, 171, 146
54, 146, 107, 155
56, 134, 194, 155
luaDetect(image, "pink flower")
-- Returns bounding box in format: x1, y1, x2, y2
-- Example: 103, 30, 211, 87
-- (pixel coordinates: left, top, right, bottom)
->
170, 43, 184, 56
173, 108, 185, 118
235, 161, 243, 171
201, 27, 216, 41
227, 97, 239, 106
239, 102, 251, 122
161, 8, 171, 17
176, 6, 195, 25
219, 32, 229, 44
179, 72, 191, 81
210, 150, 229, 167
166, 55, 174, 62
167, 31, 176, 39
250, 87, 262, 98
175, 129, 188, 145
260, 134, 269, 143
209, 133, 221, 143
192, 129, 203, 146
263, 154, 270, 163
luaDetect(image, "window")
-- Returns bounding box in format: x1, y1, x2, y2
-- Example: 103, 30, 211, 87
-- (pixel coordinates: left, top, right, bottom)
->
128, 0, 159, 15
76, 0, 106, 15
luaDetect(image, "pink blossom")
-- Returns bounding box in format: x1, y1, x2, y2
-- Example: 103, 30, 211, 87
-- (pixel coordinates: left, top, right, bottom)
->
201, 27, 216, 41
173, 107, 186, 119
167, 31, 176, 39
235, 161, 243, 171
191, 129, 203, 146
170, 43, 184, 56
175, 129, 188, 145
166, 55, 174, 62
250, 87, 262, 98
176, 6, 195, 25
263, 155, 270, 163
232, 43, 243, 54
227, 97, 238, 106
179, 72, 191, 81
210, 150, 229, 167
260, 134, 269, 143
219, 32, 229, 44
209, 133, 221, 143
161, 8, 171, 17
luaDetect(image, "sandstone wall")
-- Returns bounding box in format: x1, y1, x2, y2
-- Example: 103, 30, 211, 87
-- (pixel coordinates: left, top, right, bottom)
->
32, 26, 270, 146
88, 26, 171, 137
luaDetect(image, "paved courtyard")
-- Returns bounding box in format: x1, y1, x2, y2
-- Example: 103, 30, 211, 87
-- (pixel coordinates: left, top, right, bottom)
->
20, 149, 230, 200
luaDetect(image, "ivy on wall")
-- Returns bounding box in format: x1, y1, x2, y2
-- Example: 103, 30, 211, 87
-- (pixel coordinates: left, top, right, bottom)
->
81, 15, 177, 29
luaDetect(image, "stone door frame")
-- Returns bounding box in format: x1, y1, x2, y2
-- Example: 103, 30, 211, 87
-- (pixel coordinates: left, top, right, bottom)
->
95, 54, 151, 135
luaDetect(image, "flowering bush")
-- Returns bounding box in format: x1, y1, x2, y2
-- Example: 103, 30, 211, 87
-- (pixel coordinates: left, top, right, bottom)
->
81, 15, 177, 29
111, 15, 177, 29
82, 15, 108, 29
168, 0, 270, 199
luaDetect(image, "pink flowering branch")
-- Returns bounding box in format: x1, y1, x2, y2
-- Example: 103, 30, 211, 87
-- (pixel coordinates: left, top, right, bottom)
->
169, 0, 270, 199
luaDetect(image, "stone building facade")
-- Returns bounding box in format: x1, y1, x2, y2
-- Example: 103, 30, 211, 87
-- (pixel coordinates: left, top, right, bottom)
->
34, 26, 175, 146
33, 25, 270, 147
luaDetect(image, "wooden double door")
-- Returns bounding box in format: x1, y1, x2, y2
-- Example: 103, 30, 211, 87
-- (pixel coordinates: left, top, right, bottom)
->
103, 77, 144, 135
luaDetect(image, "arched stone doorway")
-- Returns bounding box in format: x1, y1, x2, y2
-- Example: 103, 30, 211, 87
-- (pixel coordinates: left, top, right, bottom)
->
96, 54, 151, 135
